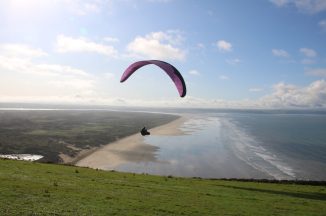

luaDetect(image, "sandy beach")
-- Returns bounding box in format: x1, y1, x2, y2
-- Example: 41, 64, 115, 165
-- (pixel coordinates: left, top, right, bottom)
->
74, 115, 269, 179
75, 116, 186, 170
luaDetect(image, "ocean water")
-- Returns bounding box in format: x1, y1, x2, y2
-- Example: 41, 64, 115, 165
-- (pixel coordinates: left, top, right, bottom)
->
116, 111, 326, 180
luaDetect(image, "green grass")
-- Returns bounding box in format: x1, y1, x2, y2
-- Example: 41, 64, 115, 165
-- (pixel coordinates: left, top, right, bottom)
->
0, 159, 325, 216
25, 124, 113, 136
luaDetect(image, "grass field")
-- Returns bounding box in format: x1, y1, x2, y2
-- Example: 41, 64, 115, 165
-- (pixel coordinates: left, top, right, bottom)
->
0, 159, 325, 215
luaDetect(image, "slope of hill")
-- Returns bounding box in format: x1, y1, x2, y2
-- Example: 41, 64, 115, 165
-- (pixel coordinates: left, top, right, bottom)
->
0, 159, 325, 215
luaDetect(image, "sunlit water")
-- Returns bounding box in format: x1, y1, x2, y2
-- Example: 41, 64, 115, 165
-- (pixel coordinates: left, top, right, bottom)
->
0, 154, 43, 161
116, 112, 326, 180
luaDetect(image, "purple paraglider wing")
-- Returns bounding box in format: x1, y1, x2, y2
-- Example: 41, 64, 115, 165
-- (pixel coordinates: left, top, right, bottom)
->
120, 60, 186, 97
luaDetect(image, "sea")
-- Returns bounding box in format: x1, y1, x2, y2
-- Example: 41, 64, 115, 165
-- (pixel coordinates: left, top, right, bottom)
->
116, 109, 326, 180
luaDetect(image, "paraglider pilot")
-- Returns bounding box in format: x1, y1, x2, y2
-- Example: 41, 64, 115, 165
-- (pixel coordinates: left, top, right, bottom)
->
141, 126, 150, 136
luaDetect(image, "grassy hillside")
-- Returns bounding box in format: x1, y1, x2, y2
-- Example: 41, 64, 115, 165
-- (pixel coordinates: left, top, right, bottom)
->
0, 159, 325, 215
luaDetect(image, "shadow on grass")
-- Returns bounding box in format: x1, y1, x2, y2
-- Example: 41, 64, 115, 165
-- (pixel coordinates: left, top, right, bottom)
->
218, 185, 326, 201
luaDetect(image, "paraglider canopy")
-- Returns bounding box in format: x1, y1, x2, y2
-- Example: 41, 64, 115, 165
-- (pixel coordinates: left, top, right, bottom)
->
120, 60, 186, 97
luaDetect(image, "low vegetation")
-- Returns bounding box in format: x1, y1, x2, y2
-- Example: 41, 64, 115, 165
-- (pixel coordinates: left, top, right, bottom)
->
0, 159, 325, 215
0, 110, 178, 163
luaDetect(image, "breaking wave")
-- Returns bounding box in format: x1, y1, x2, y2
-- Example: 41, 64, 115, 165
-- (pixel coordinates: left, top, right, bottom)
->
221, 119, 296, 180
0, 154, 43, 161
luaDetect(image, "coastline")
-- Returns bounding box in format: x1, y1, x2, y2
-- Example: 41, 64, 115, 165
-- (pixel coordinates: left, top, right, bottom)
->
74, 116, 186, 170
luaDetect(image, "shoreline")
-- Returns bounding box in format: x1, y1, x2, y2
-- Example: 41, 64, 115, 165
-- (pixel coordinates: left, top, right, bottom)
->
74, 116, 186, 169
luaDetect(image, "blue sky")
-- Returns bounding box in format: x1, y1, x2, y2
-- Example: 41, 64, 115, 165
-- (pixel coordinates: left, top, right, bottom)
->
0, 0, 325, 108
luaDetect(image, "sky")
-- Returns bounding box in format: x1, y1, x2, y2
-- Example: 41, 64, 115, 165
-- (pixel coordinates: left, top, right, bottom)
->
0, 0, 326, 108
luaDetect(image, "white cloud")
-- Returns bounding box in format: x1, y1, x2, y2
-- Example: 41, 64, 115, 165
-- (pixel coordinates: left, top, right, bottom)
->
127, 31, 186, 61
0, 44, 47, 58
219, 75, 229, 80
148, 30, 184, 45
56, 34, 117, 57
1, 42, 325, 109
2, 76, 326, 109
249, 88, 263, 92
300, 48, 317, 57
319, 19, 326, 30
270, 0, 326, 14
153, 80, 323, 109
0, 49, 95, 99
216, 40, 232, 52
260, 80, 326, 108
106, 80, 326, 107
301, 58, 316, 64
272, 49, 289, 58
306, 68, 326, 77
0, 56, 90, 77
36, 63, 90, 77
189, 70, 200, 76
129, 80, 326, 108
300, 48, 317, 64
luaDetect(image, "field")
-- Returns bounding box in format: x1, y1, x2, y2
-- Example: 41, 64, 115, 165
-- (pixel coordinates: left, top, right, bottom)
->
0, 110, 178, 163
0, 159, 325, 215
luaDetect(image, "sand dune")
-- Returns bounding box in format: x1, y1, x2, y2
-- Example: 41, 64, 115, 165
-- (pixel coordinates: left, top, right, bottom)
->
75, 116, 186, 170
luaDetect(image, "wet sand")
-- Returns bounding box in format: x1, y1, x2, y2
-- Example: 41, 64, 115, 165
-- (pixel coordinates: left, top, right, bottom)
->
75, 115, 271, 179
74, 115, 271, 179
75, 116, 186, 170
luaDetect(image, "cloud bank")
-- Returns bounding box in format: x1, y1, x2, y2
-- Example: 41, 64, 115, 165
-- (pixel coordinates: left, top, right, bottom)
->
259, 80, 326, 108
56, 35, 117, 57
270, 0, 326, 14
127, 31, 186, 61
0, 43, 96, 100
0, 44, 48, 58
